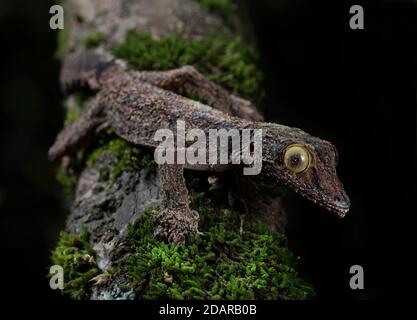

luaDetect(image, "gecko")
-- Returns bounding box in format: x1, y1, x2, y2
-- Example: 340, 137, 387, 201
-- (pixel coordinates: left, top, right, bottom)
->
49, 50, 350, 244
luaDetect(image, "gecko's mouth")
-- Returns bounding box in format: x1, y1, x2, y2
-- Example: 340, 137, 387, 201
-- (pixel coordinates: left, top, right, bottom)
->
320, 199, 350, 218
281, 179, 350, 218
276, 174, 350, 218
302, 191, 350, 218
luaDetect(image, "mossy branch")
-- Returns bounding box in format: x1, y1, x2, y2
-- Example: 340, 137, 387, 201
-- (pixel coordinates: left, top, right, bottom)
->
49, 0, 313, 300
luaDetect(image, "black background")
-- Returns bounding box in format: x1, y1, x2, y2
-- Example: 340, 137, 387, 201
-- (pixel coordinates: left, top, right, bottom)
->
0, 0, 416, 299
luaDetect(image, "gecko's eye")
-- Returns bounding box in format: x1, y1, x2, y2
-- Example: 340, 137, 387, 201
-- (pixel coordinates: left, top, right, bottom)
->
283, 144, 312, 173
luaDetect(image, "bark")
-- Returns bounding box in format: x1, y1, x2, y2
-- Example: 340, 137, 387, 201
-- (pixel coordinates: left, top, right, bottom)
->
58, 0, 287, 300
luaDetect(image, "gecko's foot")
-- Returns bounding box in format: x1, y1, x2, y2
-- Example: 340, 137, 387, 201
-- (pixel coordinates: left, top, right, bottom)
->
152, 207, 199, 245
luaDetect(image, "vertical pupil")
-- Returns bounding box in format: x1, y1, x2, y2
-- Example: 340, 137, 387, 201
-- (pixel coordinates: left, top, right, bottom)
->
290, 154, 301, 167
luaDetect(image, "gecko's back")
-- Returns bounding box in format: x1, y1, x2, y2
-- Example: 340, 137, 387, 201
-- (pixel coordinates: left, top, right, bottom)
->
100, 69, 247, 148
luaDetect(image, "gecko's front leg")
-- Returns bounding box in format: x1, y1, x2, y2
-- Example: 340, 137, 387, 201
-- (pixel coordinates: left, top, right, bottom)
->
153, 164, 199, 245
49, 93, 108, 161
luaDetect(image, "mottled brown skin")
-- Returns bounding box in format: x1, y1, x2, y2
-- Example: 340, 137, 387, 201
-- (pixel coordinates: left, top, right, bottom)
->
50, 51, 350, 244
155, 164, 200, 243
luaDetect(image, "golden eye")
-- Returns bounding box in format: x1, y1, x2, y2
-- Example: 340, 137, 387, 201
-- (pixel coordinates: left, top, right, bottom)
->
283, 144, 312, 173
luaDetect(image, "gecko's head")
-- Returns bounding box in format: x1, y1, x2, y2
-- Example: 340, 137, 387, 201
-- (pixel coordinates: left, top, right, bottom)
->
260, 124, 350, 217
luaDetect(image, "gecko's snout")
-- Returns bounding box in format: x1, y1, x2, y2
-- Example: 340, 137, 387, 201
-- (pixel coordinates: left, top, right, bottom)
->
320, 188, 350, 218
293, 177, 350, 218
277, 141, 350, 218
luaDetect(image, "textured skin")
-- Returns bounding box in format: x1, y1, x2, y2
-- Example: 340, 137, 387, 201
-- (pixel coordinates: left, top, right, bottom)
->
153, 164, 199, 244
50, 51, 350, 244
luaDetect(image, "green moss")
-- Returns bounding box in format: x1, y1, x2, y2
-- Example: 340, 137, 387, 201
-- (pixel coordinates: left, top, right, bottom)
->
55, 94, 95, 199
196, 0, 235, 26
63, 92, 93, 126
55, 27, 70, 59
81, 32, 104, 49
86, 136, 156, 184
55, 166, 76, 199
120, 203, 314, 300
50, 229, 98, 300
64, 107, 81, 126
113, 31, 264, 102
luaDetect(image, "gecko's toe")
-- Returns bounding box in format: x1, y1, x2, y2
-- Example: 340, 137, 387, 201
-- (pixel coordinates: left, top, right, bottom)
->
153, 207, 199, 245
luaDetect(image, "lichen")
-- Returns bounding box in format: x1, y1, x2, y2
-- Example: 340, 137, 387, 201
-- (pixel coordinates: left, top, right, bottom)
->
113, 31, 264, 102
86, 136, 156, 184
50, 229, 98, 300
118, 197, 314, 300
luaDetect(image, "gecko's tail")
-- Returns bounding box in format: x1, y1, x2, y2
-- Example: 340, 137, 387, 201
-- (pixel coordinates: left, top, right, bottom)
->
60, 50, 117, 92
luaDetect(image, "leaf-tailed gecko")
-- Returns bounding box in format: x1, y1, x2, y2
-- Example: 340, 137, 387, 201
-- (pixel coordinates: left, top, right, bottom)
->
49, 51, 350, 244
